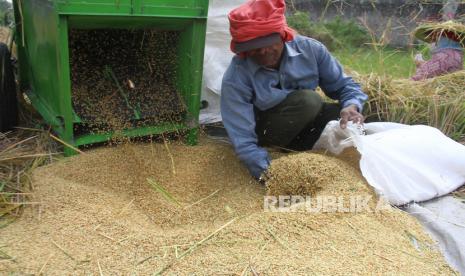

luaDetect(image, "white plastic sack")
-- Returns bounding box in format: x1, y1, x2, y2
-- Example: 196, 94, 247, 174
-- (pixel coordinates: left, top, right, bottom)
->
313, 121, 465, 205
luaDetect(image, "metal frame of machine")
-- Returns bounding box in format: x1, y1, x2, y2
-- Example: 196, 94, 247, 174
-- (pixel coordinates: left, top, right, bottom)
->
12, 0, 209, 155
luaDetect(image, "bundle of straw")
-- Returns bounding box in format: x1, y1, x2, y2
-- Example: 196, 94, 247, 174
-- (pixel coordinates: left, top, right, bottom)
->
414, 20, 465, 46
354, 70, 465, 141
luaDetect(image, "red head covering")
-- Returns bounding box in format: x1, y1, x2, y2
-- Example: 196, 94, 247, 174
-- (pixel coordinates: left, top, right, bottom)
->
228, 0, 296, 54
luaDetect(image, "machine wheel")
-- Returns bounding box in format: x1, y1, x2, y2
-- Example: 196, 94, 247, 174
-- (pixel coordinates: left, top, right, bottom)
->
0, 42, 18, 132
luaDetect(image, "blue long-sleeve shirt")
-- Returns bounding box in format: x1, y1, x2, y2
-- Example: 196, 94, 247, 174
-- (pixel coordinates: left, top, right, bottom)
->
221, 35, 368, 178
434, 36, 463, 52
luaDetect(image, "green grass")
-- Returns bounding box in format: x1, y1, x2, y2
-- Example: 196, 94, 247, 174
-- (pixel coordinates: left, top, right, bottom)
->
286, 11, 419, 79
333, 47, 416, 79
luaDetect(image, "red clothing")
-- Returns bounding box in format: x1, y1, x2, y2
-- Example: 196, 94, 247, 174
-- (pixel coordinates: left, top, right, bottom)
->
228, 0, 295, 53
412, 49, 463, 81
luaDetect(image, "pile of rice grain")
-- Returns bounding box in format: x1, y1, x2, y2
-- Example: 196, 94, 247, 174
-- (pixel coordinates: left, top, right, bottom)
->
266, 151, 369, 198
0, 139, 455, 275
69, 29, 186, 134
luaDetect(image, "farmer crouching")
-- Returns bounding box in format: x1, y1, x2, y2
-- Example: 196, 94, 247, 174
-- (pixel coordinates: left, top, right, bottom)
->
412, 21, 464, 81
220, 0, 368, 182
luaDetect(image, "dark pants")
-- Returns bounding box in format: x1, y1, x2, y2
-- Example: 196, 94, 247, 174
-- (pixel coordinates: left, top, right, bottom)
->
255, 90, 340, 151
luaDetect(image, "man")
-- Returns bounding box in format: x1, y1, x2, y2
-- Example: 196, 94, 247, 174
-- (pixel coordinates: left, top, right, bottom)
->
221, 0, 368, 180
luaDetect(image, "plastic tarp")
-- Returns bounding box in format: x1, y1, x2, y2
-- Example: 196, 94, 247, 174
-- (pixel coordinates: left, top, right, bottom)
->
200, 0, 247, 124
404, 196, 465, 274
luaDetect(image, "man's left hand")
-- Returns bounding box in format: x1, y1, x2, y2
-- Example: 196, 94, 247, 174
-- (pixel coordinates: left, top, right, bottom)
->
340, 104, 364, 129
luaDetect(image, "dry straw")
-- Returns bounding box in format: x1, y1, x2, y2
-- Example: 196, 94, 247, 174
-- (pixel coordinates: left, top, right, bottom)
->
0, 129, 58, 222
353, 70, 465, 141
414, 20, 465, 46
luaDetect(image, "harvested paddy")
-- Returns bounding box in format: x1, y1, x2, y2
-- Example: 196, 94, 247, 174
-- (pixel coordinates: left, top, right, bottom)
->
0, 139, 454, 275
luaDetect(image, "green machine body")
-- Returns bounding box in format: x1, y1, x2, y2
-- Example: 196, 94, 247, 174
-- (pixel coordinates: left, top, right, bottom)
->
12, 0, 209, 155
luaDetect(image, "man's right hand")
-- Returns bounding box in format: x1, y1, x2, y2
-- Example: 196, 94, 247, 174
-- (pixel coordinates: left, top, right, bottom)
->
258, 170, 270, 185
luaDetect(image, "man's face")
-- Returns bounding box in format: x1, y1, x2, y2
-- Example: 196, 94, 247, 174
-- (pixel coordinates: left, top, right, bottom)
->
246, 40, 284, 69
